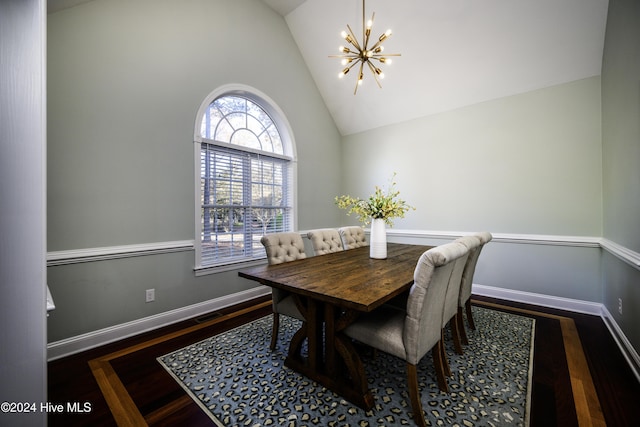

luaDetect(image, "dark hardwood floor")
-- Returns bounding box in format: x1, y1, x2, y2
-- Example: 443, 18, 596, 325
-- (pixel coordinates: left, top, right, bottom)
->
47, 295, 640, 426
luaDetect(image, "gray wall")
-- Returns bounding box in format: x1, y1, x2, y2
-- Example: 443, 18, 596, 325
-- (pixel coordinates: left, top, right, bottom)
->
601, 0, 640, 352
47, 0, 342, 341
341, 77, 603, 303
0, 0, 48, 424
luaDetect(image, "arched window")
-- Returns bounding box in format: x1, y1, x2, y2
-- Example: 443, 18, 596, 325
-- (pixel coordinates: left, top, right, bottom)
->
194, 85, 296, 273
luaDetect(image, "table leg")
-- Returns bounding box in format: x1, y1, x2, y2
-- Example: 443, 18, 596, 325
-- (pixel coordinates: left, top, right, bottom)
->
331, 306, 372, 409
284, 299, 374, 411
286, 296, 321, 370
324, 303, 336, 373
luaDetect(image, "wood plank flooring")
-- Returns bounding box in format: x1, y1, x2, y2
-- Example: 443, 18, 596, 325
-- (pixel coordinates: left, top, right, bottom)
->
47, 295, 640, 426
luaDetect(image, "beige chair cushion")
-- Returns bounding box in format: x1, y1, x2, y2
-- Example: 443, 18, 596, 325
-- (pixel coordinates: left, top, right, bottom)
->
260, 232, 307, 265
307, 228, 344, 255
338, 226, 367, 249
274, 290, 302, 319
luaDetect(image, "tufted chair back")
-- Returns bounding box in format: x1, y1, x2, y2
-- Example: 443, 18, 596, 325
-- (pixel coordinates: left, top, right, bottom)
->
260, 232, 307, 265
456, 232, 493, 340
458, 232, 492, 307
307, 228, 344, 256
405, 241, 469, 364
338, 226, 367, 250
444, 236, 480, 326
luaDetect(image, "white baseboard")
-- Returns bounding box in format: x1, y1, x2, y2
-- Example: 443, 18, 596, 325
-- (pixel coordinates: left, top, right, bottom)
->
46, 286, 271, 361
601, 306, 640, 384
472, 284, 603, 315
474, 283, 640, 383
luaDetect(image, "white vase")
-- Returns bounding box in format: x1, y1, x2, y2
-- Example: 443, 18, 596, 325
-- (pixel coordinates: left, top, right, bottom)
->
369, 218, 387, 259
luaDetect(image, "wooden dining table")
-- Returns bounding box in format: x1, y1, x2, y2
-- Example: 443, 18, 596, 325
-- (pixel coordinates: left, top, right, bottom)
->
238, 242, 433, 410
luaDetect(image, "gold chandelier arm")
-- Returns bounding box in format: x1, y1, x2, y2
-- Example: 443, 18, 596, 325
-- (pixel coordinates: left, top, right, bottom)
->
363, 12, 375, 51
354, 62, 365, 95
345, 24, 362, 52
369, 53, 401, 62
370, 28, 393, 52
366, 61, 383, 89
342, 57, 362, 75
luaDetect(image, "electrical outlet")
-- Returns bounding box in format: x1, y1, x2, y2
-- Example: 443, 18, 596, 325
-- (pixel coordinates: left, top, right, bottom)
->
618, 298, 623, 315
146, 288, 155, 303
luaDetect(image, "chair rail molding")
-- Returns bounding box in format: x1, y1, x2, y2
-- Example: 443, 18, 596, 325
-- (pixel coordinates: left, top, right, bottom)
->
387, 230, 640, 272
47, 240, 194, 266
599, 238, 640, 270
386, 229, 602, 247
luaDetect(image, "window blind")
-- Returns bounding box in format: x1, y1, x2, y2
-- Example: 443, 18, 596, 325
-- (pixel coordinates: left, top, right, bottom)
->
200, 143, 291, 267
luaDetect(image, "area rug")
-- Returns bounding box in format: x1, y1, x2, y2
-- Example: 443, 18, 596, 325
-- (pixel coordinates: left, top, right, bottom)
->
158, 306, 535, 426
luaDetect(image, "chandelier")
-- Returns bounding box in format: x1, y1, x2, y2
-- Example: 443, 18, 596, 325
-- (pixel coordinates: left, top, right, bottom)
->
329, 0, 400, 95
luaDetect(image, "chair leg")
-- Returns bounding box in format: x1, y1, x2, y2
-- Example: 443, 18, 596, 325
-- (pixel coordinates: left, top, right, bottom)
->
465, 300, 476, 330
270, 312, 280, 350
431, 343, 449, 393
451, 316, 464, 355
440, 329, 451, 377
407, 363, 428, 427
458, 307, 469, 345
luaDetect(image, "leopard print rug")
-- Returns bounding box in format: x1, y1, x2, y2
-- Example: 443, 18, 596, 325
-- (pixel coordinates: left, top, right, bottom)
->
158, 306, 534, 426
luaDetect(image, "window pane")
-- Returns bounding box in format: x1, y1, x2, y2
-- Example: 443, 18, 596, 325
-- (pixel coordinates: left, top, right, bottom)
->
214, 120, 234, 142
200, 95, 283, 155
231, 129, 261, 150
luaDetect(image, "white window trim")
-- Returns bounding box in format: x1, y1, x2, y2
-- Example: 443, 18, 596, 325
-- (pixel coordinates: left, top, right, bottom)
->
193, 84, 298, 274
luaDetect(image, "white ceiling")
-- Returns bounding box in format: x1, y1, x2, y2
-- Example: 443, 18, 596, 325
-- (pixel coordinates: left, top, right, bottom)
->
49, 0, 609, 136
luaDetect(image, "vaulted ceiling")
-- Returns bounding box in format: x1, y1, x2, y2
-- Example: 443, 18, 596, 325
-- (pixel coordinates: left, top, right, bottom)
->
276, 0, 608, 135
49, 0, 609, 136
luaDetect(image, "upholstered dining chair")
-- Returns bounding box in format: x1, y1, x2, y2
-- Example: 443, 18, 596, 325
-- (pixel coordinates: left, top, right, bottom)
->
442, 235, 480, 358
338, 226, 367, 249
307, 228, 344, 255
260, 232, 307, 350
457, 231, 493, 345
343, 241, 469, 427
